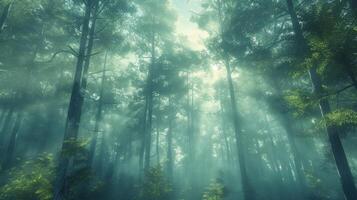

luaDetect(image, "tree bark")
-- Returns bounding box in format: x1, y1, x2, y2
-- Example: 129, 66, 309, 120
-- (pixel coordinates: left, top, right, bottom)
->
266, 80, 308, 196
155, 97, 161, 166
81, 1, 99, 90
186, 69, 195, 171
53, 1, 93, 199
216, 0, 254, 198
166, 97, 174, 182
0, 107, 14, 155
225, 59, 255, 200
280, 117, 308, 194
349, 0, 357, 16
286, 1, 357, 199
0, 2, 11, 34
143, 27, 156, 172
0, 109, 7, 126
139, 98, 148, 173
87, 52, 107, 167
3, 112, 22, 169
219, 92, 232, 164
97, 131, 107, 176
156, 120, 160, 166
266, 131, 286, 200
342, 62, 357, 90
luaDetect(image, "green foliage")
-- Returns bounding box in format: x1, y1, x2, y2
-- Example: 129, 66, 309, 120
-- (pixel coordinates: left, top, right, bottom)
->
324, 109, 357, 127
0, 154, 54, 200
137, 166, 172, 200
202, 179, 225, 200
284, 90, 315, 117
302, 36, 332, 75
62, 137, 90, 159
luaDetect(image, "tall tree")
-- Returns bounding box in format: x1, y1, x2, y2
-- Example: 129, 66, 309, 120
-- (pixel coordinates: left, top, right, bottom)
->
53, 1, 96, 199
285, 1, 357, 199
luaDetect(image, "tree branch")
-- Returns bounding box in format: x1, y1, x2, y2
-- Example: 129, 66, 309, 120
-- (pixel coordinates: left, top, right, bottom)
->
34, 50, 76, 64
319, 84, 355, 99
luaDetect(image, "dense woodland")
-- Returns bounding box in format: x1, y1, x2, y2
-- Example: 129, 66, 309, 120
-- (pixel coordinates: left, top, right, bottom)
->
0, 0, 356, 200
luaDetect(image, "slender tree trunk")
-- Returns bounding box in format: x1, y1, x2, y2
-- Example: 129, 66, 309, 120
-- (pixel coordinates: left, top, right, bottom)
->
3, 112, 22, 169
88, 52, 107, 167
126, 133, 132, 161
97, 131, 107, 176
144, 28, 155, 172
219, 92, 232, 164
349, 0, 357, 15
0, 2, 11, 34
0, 107, 14, 154
156, 120, 160, 166
155, 97, 161, 166
139, 99, 148, 173
280, 117, 308, 191
216, 1, 254, 198
0, 109, 7, 126
342, 62, 357, 90
144, 74, 153, 171
186, 70, 192, 162
281, 117, 308, 187
187, 72, 195, 170
37, 109, 56, 153
81, 1, 99, 90
166, 97, 174, 182
225, 60, 254, 200
53, 2, 92, 199
266, 79, 309, 196
252, 138, 265, 178
286, 1, 357, 199
266, 133, 285, 200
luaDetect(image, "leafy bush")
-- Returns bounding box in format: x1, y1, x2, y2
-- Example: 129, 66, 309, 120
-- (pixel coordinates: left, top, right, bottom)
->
0, 154, 54, 200
137, 166, 172, 200
202, 179, 225, 200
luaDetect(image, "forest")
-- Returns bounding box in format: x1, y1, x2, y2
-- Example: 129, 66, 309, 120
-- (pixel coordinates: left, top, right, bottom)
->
0, 0, 356, 200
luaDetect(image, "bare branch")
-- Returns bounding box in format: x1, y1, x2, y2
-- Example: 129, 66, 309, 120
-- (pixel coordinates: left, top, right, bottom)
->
68, 45, 79, 57
319, 84, 355, 99
85, 51, 102, 58
34, 50, 76, 64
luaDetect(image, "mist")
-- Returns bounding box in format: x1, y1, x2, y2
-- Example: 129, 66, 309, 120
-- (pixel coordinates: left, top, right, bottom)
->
0, 0, 356, 200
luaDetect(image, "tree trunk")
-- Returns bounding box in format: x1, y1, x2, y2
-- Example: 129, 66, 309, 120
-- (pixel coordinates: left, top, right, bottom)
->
216, 1, 254, 198
144, 73, 153, 171
219, 92, 232, 164
225, 60, 254, 200
280, 117, 308, 193
342, 61, 357, 90
349, 0, 357, 16
81, 1, 99, 90
139, 99, 148, 173
143, 28, 155, 172
0, 107, 14, 154
186, 71, 195, 169
0, 109, 7, 126
0, 2, 11, 34
3, 112, 22, 169
97, 131, 107, 176
266, 79, 309, 196
266, 132, 286, 200
126, 133, 133, 161
286, 1, 357, 199
156, 121, 160, 166
155, 97, 161, 166
166, 97, 174, 182
53, 2, 92, 199
87, 52, 107, 167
